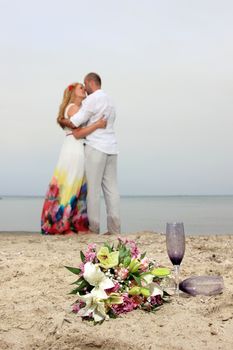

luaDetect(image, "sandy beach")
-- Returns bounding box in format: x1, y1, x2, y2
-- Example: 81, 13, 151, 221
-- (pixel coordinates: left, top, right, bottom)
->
0, 231, 233, 350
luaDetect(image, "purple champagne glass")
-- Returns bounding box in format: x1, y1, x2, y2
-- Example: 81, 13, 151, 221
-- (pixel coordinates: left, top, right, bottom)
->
166, 222, 185, 296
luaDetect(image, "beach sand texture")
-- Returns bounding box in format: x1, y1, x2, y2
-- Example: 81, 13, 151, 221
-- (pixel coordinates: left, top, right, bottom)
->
0, 232, 233, 350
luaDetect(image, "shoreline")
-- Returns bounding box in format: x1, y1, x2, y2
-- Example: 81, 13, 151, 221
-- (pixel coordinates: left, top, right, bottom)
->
1, 231, 233, 237
0, 231, 233, 349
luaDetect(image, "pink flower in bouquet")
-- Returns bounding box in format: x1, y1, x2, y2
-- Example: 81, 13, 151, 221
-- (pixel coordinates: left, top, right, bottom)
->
72, 301, 85, 313
84, 243, 97, 263
79, 262, 85, 275
143, 295, 163, 311
115, 267, 129, 280
87, 243, 97, 250
149, 295, 163, 306
85, 251, 97, 263
117, 237, 140, 259
128, 240, 140, 259
140, 257, 150, 271
111, 293, 142, 315
106, 281, 120, 293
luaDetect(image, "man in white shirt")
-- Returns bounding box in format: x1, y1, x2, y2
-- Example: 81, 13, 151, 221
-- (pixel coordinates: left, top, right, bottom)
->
62, 73, 120, 235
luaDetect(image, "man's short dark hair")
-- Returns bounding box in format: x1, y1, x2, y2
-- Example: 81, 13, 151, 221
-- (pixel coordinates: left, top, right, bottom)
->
85, 72, 101, 86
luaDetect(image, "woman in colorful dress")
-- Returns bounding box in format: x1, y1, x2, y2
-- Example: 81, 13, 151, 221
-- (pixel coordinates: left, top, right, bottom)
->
41, 83, 107, 234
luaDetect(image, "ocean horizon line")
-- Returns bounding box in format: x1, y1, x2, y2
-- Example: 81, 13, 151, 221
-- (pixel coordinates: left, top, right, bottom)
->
1, 194, 233, 199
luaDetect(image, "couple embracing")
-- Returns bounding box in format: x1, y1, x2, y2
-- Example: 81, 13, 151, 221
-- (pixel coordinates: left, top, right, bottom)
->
41, 73, 120, 236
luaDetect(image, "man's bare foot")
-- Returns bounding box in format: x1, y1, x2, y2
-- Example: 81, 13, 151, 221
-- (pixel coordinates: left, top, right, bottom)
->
102, 231, 117, 235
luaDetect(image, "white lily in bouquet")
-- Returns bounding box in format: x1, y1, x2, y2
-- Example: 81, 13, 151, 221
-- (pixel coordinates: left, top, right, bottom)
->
77, 288, 109, 322
75, 262, 122, 322
83, 262, 114, 296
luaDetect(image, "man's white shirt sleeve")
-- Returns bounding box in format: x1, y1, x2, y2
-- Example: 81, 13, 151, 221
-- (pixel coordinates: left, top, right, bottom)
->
70, 96, 94, 127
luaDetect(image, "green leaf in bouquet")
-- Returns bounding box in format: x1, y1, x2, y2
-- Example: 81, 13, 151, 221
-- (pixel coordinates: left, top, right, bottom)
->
123, 256, 131, 267
140, 251, 147, 260
129, 259, 141, 273
69, 279, 89, 294
104, 242, 113, 252
118, 246, 128, 260
151, 267, 170, 277
69, 286, 82, 295
80, 251, 85, 262
119, 245, 131, 256
132, 274, 142, 286
70, 276, 84, 285
65, 266, 81, 275
77, 279, 89, 291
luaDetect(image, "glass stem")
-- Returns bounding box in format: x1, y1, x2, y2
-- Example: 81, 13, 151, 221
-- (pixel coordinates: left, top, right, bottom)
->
174, 265, 180, 296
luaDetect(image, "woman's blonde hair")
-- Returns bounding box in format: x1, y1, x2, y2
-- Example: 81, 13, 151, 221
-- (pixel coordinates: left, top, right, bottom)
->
57, 83, 79, 128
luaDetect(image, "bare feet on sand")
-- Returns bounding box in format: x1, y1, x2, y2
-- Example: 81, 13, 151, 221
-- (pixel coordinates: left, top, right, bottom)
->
102, 232, 117, 236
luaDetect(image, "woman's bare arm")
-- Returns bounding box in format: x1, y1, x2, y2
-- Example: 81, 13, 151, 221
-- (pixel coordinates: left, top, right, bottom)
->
58, 104, 79, 129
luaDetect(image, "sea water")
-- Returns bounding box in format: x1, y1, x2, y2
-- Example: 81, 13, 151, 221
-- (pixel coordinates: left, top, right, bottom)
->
0, 195, 233, 235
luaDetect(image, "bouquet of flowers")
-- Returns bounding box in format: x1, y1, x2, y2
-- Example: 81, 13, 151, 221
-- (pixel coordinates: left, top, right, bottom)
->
66, 237, 170, 323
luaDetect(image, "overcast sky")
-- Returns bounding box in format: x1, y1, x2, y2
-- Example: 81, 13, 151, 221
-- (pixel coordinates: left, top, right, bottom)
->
1, 0, 233, 196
